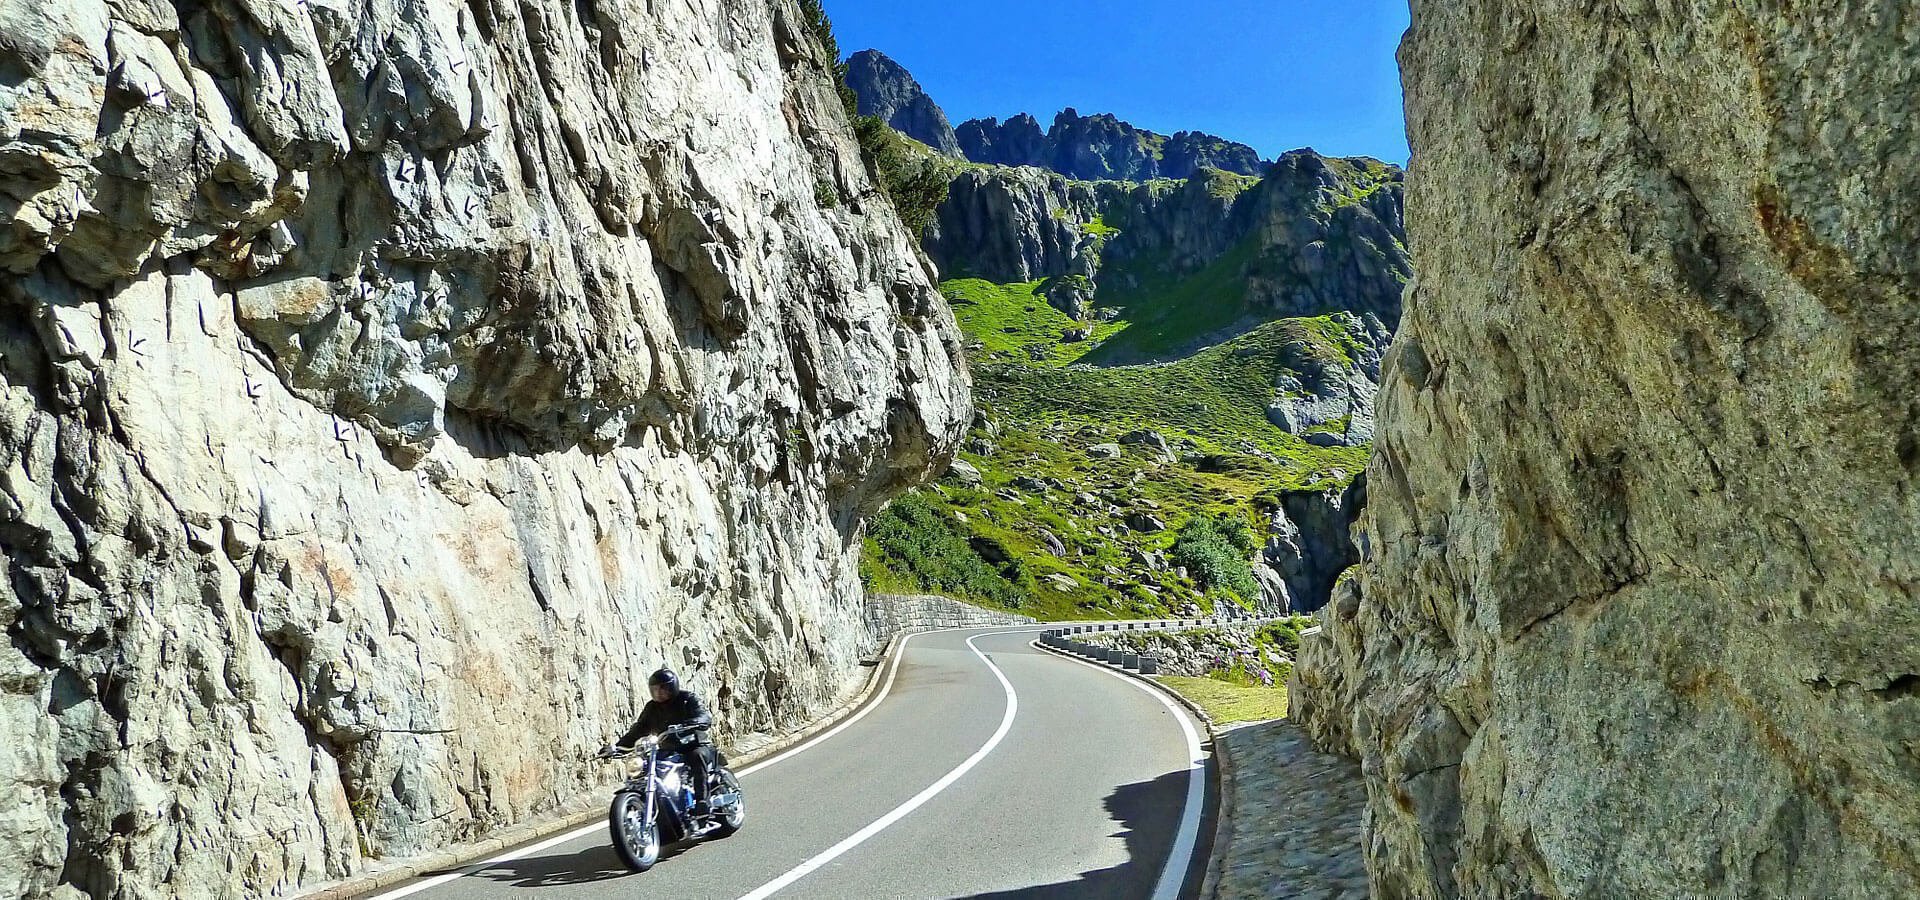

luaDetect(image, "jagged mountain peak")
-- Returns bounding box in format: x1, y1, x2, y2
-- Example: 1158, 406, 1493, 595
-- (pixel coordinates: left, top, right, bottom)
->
843, 49, 964, 157
958, 106, 1268, 182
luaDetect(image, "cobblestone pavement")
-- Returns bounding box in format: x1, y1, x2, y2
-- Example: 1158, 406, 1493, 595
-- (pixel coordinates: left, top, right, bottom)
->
1211, 718, 1369, 899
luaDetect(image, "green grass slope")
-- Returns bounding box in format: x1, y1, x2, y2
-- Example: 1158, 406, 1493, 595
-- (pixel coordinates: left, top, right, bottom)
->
860, 274, 1369, 621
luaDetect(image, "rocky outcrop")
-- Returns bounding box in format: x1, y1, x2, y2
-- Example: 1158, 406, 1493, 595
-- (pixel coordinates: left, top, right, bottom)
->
923, 166, 1111, 281
1261, 477, 1364, 615
842, 49, 962, 157
1163, 152, 1409, 328
0, 1, 968, 897
1266, 312, 1391, 448
957, 108, 1265, 181
1294, 4, 1920, 898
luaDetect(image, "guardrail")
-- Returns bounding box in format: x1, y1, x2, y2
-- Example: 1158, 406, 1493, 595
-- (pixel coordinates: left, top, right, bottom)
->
1033, 614, 1297, 677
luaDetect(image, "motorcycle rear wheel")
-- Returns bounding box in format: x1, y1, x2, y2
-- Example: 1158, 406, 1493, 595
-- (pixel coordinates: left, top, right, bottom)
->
608, 791, 661, 872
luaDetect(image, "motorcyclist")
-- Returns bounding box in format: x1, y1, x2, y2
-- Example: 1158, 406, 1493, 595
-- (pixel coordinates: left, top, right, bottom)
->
611, 668, 717, 814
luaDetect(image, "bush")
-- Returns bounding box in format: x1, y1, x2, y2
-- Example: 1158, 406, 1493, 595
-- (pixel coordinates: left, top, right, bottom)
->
852, 116, 954, 235
797, 0, 949, 235
865, 492, 1027, 608
1257, 619, 1305, 654
1170, 512, 1259, 602
798, 0, 838, 61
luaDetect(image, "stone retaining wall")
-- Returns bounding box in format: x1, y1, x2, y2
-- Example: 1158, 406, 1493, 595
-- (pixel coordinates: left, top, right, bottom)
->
867, 594, 1035, 639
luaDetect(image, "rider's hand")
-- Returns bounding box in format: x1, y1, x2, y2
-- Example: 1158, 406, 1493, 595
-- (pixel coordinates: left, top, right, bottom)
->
597, 743, 619, 758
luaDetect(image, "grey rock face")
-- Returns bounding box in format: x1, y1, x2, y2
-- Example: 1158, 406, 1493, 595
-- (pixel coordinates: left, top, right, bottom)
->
0, 1, 968, 897
957, 108, 1265, 181
842, 49, 962, 157
1294, 4, 1920, 898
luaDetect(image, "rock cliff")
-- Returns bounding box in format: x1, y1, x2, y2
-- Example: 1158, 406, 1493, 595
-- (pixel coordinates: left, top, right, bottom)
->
1294, 3, 1920, 897
957, 108, 1265, 181
922, 166, 1112, 283
842, 49, 962, 157
0, 0, 968, 897
927, 153, 1410, 348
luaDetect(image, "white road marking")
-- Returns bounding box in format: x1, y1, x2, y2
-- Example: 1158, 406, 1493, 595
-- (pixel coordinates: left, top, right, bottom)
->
1035, 642, 1208, 900
360, 628, 942, 900
732, 629, 1026, 900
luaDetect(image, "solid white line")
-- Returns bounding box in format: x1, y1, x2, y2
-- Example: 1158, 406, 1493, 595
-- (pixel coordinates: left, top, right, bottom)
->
733, 629, 1026, 900
1035, 643, 1207, 900
360, 629, 943, 900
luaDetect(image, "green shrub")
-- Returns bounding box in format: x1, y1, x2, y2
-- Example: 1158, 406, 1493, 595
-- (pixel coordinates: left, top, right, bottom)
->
798, 0, 839, 62
852, 116, 955, 235
1170, 512, 1259, 602
1257, 619, 1305, 654
865, 492, 1027, 608
797, 1, 950, 235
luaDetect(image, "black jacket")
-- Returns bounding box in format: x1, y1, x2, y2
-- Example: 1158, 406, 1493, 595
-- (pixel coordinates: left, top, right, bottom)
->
618, 689, 712, 750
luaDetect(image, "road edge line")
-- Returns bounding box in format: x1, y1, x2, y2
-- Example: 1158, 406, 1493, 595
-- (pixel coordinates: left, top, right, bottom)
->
733, 628, 1029, 900
297, 627, 934, 900
1029, 637, 1231, 900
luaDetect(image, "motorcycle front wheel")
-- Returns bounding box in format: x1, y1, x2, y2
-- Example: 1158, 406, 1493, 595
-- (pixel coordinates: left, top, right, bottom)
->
712, 769, 745, 838
608, 790, 661, 872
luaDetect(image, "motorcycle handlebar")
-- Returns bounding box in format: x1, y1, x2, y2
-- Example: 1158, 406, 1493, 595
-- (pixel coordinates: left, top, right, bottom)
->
596, 723, 707, 759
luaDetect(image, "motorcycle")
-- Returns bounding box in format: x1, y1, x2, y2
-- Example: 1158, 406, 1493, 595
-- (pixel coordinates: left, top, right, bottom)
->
597, 723, 746, 872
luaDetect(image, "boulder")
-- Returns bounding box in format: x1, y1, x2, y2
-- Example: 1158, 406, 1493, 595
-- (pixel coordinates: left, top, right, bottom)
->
947, 459, 984, 487
1126, 511, 1166, 533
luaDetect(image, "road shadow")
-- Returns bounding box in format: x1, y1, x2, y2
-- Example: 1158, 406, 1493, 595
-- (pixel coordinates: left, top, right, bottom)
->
963, 764, 1212, 900
466, 838, 698, 889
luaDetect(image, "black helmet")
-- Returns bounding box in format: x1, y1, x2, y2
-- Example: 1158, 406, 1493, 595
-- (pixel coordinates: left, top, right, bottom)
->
648, 668, 679, 692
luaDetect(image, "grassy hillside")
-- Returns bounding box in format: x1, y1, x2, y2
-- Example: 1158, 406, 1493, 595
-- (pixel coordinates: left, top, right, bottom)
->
860, 272, 1369, 621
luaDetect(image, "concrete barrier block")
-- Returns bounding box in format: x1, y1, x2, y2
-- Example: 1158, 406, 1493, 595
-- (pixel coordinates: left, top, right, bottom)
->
1122, 652, 1139, 669
1139, 655, 1160, 675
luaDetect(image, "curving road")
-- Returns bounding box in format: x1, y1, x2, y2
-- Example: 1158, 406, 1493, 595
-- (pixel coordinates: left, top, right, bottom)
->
354, 625, 1215, 900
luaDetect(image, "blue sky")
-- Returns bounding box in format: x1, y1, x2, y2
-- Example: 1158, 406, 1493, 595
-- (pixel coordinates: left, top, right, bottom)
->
824, 0, 1411, 163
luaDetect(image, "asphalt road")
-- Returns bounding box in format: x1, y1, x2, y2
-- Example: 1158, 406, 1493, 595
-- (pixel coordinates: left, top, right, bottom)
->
360, 625, 1214, 900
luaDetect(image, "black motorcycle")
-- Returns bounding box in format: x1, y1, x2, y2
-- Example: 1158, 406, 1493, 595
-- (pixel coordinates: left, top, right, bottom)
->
597, 723, 746, 871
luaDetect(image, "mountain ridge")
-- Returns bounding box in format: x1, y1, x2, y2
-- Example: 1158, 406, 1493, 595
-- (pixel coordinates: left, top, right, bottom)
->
844, 49, 1269, 181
